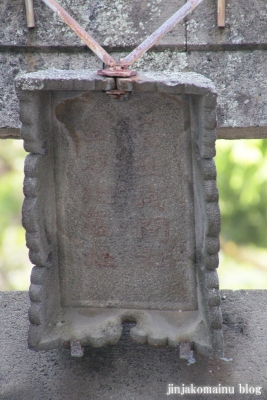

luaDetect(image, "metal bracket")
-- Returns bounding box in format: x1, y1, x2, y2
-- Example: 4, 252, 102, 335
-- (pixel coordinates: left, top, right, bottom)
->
105, 90, 129, 99
97, 66, 137, 78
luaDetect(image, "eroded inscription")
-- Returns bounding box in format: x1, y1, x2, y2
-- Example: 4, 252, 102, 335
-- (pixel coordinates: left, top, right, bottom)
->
138, 218, 169, 244
136, 185, 165, 211
54, 92, 197, 310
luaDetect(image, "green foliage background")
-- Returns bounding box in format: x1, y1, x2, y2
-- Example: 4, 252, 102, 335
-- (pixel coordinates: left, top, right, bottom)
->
217, 139, 267, 248
0, 140, 30, 290
0, 138, 267, 290
216, 139, 267, 289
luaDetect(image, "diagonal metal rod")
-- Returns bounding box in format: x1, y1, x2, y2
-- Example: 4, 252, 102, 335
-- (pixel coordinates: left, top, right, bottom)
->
40, 0, 204, 70
41, 0, 116, 67
122, 0, 204, 67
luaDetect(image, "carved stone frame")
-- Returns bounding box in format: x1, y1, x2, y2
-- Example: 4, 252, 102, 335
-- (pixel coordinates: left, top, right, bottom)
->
16, 70, 223, 358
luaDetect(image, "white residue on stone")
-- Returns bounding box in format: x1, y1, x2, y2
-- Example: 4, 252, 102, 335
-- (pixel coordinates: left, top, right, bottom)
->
20, 79, 44, 91
187, 351, 196, 365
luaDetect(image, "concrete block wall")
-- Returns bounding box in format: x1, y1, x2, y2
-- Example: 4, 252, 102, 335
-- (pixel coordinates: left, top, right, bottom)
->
1, 0, 267, 138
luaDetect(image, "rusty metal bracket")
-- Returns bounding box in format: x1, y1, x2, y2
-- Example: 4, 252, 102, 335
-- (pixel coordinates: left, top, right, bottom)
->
40, 0, 204, 77
105, 89, 130, 99
97, 66, 137, 78
25, 0, 35, 28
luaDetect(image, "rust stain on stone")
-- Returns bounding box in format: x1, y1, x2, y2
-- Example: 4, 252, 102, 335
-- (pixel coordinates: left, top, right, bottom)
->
26, 30, 36, 73
55, 96, 91, 154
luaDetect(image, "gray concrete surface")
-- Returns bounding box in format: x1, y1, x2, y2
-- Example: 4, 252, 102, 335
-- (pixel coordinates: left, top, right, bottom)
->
187, 50, 267, 129
0, 52, 101, 132
2, 0, 267, 49
187, 0, 267, 49
1, 290, 266, 399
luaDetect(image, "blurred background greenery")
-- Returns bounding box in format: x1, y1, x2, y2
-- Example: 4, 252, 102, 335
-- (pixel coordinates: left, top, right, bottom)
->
0, 140, 30, 290
216, 138, 267, 289
0, 138, 267, 291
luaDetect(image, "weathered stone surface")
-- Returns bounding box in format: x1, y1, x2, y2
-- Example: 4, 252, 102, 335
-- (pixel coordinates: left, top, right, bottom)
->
187, 0, 267, 49
2, 0, 267, 50
16, 69, 115, 92
16, 70, 222, 356
0, 0, 185, 48
187, 50, 267, 129
3, 50, 267, 135
113, 50, 267, 131
0, 51, 187, 132
0, 52, 101, 130
0, 290, 266, 399
54, 90, 197, 311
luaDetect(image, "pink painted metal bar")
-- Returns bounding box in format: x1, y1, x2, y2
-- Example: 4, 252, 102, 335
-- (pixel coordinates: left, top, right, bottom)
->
41, 0, 116, 67
122, 0, 204, 67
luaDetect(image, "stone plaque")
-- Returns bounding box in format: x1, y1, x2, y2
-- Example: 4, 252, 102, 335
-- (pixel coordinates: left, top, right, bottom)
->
16, 70, 223, 358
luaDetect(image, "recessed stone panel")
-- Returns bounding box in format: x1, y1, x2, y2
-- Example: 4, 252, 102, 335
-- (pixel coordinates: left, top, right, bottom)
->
15, 70, 223, 358
53, 91, 196, 310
